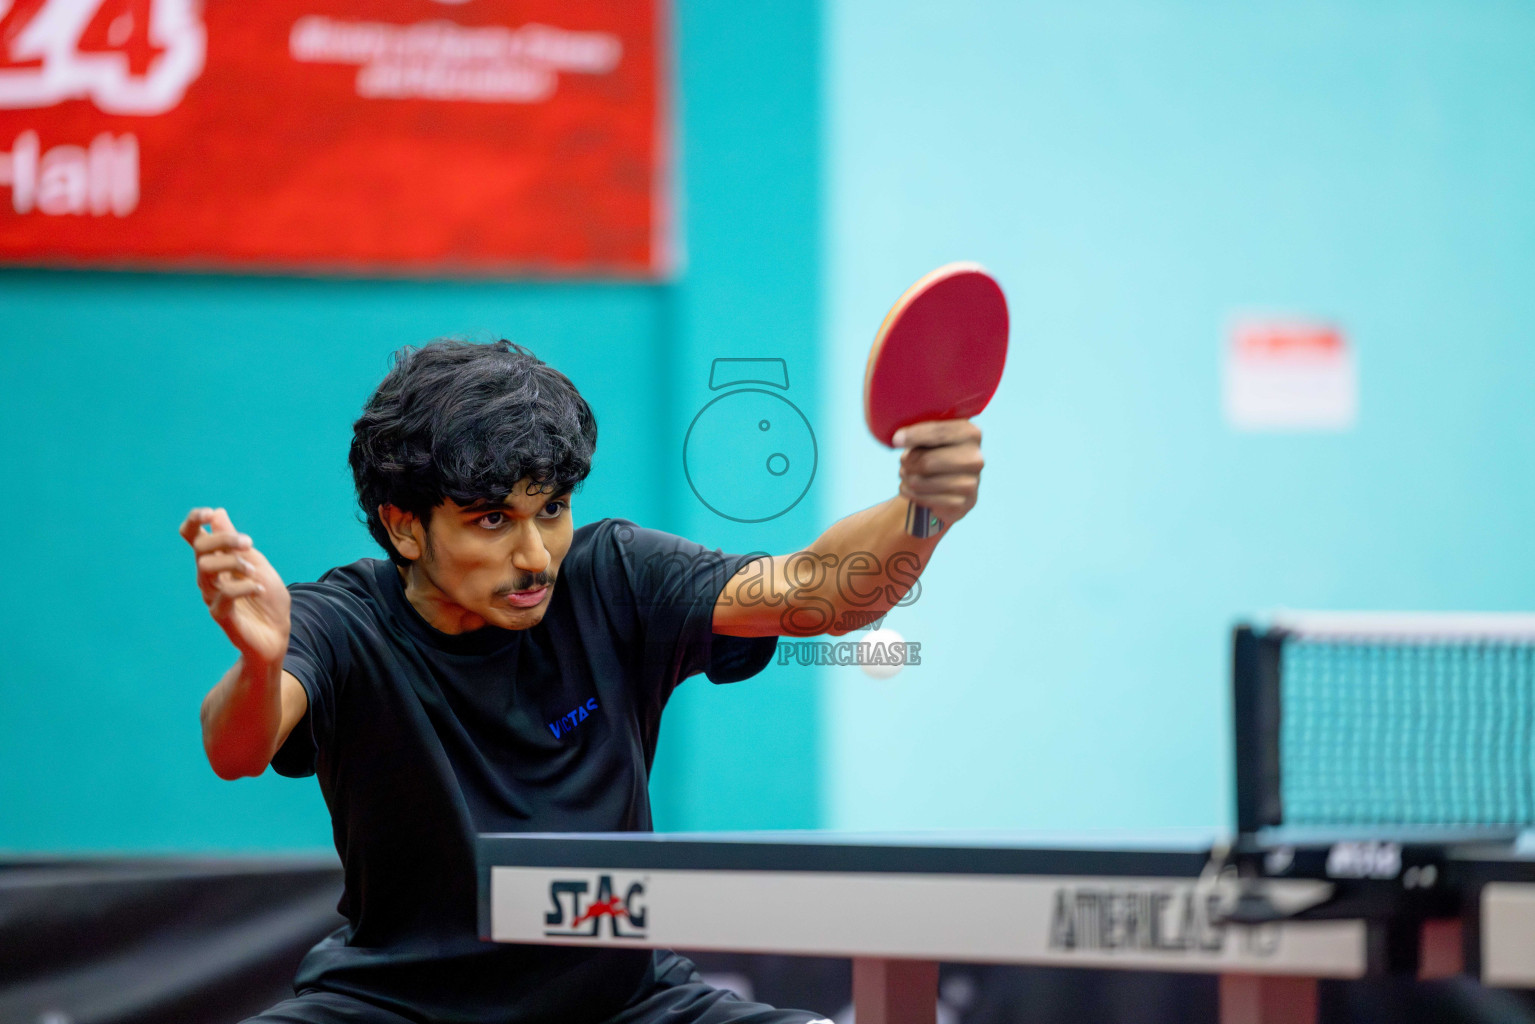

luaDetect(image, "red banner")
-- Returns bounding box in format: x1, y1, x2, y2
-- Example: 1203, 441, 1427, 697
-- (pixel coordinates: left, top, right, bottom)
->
0, 0, 666, 275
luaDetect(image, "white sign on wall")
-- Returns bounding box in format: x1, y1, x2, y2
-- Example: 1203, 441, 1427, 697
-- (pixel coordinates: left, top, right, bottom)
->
1223, 320, 1357, 431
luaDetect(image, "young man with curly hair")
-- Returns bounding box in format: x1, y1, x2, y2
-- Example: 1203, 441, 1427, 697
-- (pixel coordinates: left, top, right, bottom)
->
179, 339, 984, 1024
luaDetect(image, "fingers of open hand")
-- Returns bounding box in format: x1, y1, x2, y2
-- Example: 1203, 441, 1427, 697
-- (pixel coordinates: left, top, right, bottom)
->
192, 530, 252, 557
197, 551, 255, 598
181, 506, 236, 539
183, 510, 253, 562
209, 507, 238, 533
177, 508, 207, 544
210, 575, 263, 602
192, 533, 252, 594
199, 554, 264, 606
209, 579, 264, 625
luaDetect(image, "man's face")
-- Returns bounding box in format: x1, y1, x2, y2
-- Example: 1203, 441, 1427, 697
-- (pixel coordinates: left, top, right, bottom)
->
398, 479, 574, 633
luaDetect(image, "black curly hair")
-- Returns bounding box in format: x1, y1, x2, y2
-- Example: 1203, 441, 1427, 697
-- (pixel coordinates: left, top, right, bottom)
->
349, 339, 598, 566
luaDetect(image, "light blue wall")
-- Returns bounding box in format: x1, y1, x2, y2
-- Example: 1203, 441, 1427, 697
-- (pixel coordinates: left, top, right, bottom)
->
0, 0, 823, 851
823, 1, 1535, 830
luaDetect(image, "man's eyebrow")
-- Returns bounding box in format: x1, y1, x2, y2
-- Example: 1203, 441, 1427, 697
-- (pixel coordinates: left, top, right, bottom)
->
459, 489, 573, 514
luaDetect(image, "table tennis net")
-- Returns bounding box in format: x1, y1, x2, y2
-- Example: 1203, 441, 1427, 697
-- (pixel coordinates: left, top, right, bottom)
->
1235, 615, 1535, 830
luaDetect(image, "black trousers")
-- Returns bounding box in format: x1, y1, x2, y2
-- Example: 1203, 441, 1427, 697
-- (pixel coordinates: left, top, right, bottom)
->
243, 950, 835, 1024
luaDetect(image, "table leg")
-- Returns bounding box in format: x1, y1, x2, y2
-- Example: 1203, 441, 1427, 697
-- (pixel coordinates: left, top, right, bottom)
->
1418, 919, 1465, 979
1218, 975, 1318, 1024
852, 957, 939, 1024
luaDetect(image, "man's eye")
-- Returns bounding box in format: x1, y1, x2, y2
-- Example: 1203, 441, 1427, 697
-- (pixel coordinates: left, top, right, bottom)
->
538, 501, 567, 519
477, 512, 505, 529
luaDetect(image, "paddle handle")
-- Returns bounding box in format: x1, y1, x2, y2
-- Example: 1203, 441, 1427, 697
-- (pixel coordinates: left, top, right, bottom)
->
904, 502, 942, 539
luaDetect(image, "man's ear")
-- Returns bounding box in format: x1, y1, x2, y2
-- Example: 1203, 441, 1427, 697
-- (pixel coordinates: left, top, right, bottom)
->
379, 504, 424, 562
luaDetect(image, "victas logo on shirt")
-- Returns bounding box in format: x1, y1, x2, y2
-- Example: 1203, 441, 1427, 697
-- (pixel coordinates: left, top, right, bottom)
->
548, 698, 599, 739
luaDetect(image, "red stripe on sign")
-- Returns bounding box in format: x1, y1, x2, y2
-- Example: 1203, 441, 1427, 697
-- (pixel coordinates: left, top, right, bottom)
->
1233, 322, 1345, 359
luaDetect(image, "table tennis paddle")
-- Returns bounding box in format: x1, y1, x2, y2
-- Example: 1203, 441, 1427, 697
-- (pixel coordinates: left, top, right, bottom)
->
863, 262, 1009, 538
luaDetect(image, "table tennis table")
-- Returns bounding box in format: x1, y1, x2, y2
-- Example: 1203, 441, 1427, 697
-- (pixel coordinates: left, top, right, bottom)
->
476, 826, 1535, 1024
479, 614, 1535, 1023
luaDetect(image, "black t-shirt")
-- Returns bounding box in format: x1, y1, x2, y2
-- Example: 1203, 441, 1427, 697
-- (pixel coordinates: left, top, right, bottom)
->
270, 518, 778, 1024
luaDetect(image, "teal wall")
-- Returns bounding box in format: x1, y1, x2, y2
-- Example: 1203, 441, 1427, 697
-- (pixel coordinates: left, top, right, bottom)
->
0, 1, 822, 851
0, 278, 670, 850
647, 2, 824, 832
823, 1, 1535, 830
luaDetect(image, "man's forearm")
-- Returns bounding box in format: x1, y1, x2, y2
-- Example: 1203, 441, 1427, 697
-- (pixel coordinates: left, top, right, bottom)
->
200, 656, 286, 780
792, 496, 943, 635
714, 419, 982, 638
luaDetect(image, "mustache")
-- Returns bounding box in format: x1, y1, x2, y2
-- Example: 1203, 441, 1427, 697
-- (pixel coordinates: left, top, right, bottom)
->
496, 571, 555, 596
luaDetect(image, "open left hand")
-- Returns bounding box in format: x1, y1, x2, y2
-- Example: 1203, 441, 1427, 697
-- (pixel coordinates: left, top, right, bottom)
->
893, 418, 984, 531
178, 507, 291, 666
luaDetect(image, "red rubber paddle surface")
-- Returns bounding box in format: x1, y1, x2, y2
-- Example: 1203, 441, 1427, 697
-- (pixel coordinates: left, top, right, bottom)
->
863, 263, 1010, 447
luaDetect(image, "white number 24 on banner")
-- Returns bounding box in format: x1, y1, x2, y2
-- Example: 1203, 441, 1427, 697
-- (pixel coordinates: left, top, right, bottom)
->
0, 0, 204, 115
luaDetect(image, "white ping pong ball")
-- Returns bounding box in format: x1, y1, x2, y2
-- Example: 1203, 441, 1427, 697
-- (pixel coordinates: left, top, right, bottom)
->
859, 626, 906, 680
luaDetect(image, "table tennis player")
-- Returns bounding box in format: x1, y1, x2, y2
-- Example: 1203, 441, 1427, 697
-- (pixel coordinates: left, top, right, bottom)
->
179, 338, 984, 1024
